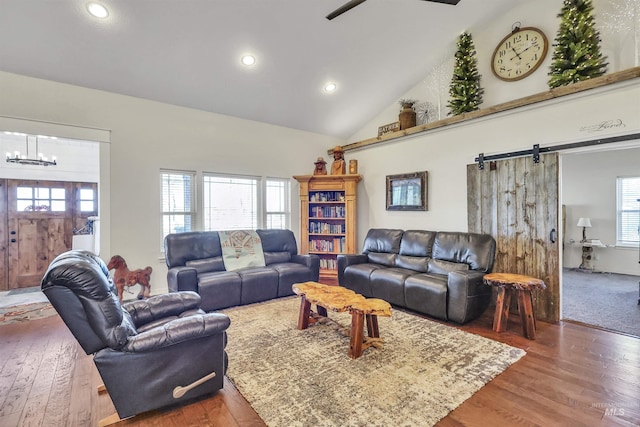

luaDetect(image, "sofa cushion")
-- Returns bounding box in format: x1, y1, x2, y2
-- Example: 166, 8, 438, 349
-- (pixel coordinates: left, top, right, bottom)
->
433, 232, 496, 272
264, 252, 291, 265
343, 264, 386, 297
396, 255, 429, 272
269, 262, 314, 297
400, 230, 436, 257
369, 267, 415, 307
165, 231, 222, 268
427, 259, 469, 275
198, 271, 242, 311
186, 257, 225, 274
237, 267, 279, 305
404, 273, 448, 320
256, 229, 298, 255
363, 229, 404, 254
367, 252, 397, 267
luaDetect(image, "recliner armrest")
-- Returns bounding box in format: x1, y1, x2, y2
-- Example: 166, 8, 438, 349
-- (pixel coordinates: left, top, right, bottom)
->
447, 270, 492, 324
291, 254, 320, 280
167, 266, 198, 293
123, 291, 202, 327
123, 313, 231, 352
337, 254, 368, 285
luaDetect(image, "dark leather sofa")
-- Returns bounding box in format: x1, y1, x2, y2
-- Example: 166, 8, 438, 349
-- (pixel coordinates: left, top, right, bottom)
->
41, 250, 230, 420
165, 229, 320, 312
337, 228, 496, 324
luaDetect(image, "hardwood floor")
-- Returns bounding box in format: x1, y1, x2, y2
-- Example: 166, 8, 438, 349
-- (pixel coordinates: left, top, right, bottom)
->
1, 308, 639, 426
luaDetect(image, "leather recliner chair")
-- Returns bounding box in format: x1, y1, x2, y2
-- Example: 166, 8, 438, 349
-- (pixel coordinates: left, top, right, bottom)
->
41, 250, 230, 421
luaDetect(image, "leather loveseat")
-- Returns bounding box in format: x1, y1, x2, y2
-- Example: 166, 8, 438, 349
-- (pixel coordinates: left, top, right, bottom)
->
337, 228, 496, 324
165, 229, 320, 312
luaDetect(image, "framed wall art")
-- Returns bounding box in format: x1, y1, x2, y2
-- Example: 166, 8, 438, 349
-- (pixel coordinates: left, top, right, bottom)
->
386, 171, 428, 211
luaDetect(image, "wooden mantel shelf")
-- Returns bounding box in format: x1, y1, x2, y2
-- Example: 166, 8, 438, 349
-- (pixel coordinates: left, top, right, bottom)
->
334, 66, 640, 154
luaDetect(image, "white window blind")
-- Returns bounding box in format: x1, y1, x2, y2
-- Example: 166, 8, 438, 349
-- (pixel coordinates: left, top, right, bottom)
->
265, 178, 290, 229
616, 176, 640, 246
161, 170, 195, 249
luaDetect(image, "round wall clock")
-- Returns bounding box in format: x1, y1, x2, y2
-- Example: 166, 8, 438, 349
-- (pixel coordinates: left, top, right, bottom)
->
491, 26, 548, 82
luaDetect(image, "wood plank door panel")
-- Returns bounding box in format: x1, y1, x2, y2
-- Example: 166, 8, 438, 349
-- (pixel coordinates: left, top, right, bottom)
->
467, 153, 559, 322
7, 180, 74, 289
0, 179, 7, 290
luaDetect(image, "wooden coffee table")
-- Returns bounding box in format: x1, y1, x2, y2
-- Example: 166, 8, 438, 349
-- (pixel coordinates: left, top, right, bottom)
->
292, 281, 392, 359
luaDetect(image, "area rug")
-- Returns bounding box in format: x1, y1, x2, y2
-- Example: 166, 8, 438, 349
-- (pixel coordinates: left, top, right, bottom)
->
0, 302, 56, 325
223, 297, 526, 427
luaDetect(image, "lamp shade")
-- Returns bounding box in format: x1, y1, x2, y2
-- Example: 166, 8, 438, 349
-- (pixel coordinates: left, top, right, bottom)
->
577, 217, 592, 228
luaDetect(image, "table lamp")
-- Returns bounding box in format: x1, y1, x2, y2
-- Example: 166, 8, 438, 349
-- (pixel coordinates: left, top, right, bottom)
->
577, 217, 591, 243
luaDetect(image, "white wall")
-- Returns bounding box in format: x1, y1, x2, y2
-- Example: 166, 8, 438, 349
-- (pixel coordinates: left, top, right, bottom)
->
0, 71, 341, 294
562, 146, 640, 275
350, 0, 639, 142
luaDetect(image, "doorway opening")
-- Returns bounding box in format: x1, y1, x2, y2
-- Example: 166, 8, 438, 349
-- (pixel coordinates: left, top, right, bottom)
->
0, 131, 101, 291
560, 144, 640, 337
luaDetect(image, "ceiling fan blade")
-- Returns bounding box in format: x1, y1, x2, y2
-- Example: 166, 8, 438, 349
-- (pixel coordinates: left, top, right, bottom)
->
422, 0, 461, 5
326, 0, 367, 20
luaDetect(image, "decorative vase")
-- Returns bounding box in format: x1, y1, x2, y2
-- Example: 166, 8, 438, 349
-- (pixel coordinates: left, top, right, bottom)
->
399, 103, 416, 130
349, 159, 358, 174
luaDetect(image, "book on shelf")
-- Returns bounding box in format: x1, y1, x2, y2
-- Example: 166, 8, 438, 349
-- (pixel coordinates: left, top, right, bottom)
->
309, 205, 345, 218
308, 236, 346, 253
319, 258, 338, 271
309, 191, 345, 203
308, 221, 346, 234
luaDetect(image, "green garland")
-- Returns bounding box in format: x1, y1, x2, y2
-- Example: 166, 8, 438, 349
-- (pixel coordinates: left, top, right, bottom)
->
447, 32, 484, 116
548, 0, 608, 88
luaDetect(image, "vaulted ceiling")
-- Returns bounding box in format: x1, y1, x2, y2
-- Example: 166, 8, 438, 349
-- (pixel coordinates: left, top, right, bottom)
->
0, 0, 527, 138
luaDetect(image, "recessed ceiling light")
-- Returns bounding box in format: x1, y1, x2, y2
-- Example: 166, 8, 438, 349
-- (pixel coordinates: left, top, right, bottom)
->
241, 55, 256, 66
324, 82, 337, 93
87, 2, 109, 18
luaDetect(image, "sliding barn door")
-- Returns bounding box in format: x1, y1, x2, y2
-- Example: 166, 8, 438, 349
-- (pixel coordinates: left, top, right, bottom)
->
467, 153, 559, 322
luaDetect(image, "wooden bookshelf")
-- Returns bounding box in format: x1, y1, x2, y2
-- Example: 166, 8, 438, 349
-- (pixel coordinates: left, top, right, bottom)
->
293, 174, 361, 280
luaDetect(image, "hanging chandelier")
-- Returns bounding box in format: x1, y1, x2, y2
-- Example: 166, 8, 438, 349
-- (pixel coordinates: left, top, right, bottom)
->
5, 134, 57, 166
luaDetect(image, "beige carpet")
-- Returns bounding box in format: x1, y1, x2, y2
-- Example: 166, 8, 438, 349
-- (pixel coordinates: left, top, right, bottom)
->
223, 297, 525, 427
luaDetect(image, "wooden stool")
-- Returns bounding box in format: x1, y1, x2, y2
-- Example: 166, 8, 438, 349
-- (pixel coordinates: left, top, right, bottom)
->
483, 273, 546, 340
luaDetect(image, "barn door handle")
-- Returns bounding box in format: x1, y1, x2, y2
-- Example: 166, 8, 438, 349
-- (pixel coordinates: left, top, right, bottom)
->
550, 228, 556, 243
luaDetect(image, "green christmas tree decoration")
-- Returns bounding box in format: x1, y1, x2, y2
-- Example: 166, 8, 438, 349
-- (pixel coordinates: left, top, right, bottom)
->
548, 0, 608, 88
447, 32, 484, 116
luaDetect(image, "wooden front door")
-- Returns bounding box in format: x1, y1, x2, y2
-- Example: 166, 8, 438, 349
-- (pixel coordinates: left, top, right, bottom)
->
3, 179, 97, 290
467, 153, 560, 322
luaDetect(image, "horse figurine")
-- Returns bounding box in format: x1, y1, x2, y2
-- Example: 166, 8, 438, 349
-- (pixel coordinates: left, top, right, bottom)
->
106, 255, 152, 302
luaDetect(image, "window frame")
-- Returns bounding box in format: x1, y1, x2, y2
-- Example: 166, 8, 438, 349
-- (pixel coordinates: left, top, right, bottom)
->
616, 175, 640, 247
160, 169, 196, 251
264, 177, 291, 229
202, 173, 261, 231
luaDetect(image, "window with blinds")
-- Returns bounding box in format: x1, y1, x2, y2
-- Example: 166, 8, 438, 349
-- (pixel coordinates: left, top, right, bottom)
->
617, 176, 640, 247
161, 170, 195, 249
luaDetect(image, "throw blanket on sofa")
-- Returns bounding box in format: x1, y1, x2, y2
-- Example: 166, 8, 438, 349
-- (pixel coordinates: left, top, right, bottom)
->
218, 230, 266, 271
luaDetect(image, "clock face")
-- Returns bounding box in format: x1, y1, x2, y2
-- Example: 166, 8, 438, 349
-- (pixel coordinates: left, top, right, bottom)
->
491, 27, 548, 81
